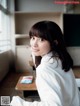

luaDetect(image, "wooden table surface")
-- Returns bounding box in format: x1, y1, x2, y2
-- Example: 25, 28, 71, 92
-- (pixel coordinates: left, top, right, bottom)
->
15, 72, 37, 91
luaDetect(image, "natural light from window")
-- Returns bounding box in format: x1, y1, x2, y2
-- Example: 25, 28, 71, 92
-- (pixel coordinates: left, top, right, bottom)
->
0, 0, 11, 53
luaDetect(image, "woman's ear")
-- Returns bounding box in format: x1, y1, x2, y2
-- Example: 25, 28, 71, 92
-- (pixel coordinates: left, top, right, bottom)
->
54, 40, 58, 45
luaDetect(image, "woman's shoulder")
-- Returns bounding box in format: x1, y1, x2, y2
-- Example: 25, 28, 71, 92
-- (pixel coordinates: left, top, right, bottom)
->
36, 57, 61, 73
41, 56, 61, 68
41, 52, 61, 66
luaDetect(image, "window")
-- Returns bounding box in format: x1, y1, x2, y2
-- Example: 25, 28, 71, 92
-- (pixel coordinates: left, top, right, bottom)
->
0, 0, 11, 53
0, 10, 1, 33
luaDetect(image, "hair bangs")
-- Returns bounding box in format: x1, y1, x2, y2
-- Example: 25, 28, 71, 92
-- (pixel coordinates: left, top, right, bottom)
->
29, 27, 48, 40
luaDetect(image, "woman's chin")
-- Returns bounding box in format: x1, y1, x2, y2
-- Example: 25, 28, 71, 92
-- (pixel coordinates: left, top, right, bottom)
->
32, 52, 40, 56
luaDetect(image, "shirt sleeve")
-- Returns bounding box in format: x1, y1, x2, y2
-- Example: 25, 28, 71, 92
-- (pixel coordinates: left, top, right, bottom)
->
36, 64, 63, 106
10, 96, 54, 106
10, 64, 63, 106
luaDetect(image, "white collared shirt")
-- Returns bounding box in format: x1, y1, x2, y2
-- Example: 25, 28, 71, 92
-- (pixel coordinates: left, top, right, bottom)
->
10, 52, 80, 106
36, 52, 80, 106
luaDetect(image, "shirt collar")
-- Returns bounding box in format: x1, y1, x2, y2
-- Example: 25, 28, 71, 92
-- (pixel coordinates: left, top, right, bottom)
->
41, 51, 53, 63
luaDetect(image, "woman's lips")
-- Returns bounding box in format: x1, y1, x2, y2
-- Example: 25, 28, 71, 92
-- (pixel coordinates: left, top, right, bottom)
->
32, 48, 39, 52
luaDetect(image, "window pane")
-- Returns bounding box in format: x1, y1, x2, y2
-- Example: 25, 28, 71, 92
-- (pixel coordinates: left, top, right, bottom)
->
0, 11, 1, 33
0, 9, 11, 53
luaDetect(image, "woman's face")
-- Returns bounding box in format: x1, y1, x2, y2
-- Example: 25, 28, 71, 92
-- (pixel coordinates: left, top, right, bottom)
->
30, 36, 51, 56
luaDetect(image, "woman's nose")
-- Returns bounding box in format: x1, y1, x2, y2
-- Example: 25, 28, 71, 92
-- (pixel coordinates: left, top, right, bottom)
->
33, 39, 38, 47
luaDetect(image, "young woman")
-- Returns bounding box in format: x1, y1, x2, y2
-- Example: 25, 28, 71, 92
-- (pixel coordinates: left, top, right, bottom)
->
11, 21, 80, 106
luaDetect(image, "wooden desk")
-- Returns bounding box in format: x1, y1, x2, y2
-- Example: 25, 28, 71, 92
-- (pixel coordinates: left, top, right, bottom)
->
15, 76, 37, 91
15, 73, 39, 98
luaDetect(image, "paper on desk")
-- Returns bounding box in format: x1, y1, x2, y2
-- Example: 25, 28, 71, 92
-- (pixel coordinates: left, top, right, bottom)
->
20, 76, 33, 84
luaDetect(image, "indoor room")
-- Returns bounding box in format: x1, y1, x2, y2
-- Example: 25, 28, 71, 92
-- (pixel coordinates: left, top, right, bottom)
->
0, 0, 80, 105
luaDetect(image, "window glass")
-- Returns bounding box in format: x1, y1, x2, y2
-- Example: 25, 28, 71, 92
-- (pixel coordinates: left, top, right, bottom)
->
0, 0, 11, 53
0, 11, 1, 33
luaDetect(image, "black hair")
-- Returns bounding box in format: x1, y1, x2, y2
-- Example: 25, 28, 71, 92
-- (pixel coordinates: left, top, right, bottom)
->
29, 20, 73, 72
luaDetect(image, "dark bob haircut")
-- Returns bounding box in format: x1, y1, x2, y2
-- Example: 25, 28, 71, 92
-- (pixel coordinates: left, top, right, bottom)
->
29, 20, 73, 72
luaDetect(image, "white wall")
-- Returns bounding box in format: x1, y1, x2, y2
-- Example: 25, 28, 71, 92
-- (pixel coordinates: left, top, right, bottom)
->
15, 0, 65, 12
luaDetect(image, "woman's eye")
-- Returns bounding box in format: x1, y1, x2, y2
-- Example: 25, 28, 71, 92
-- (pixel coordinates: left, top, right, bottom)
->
39, 38, 44, 41
31, 37, 35, 40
